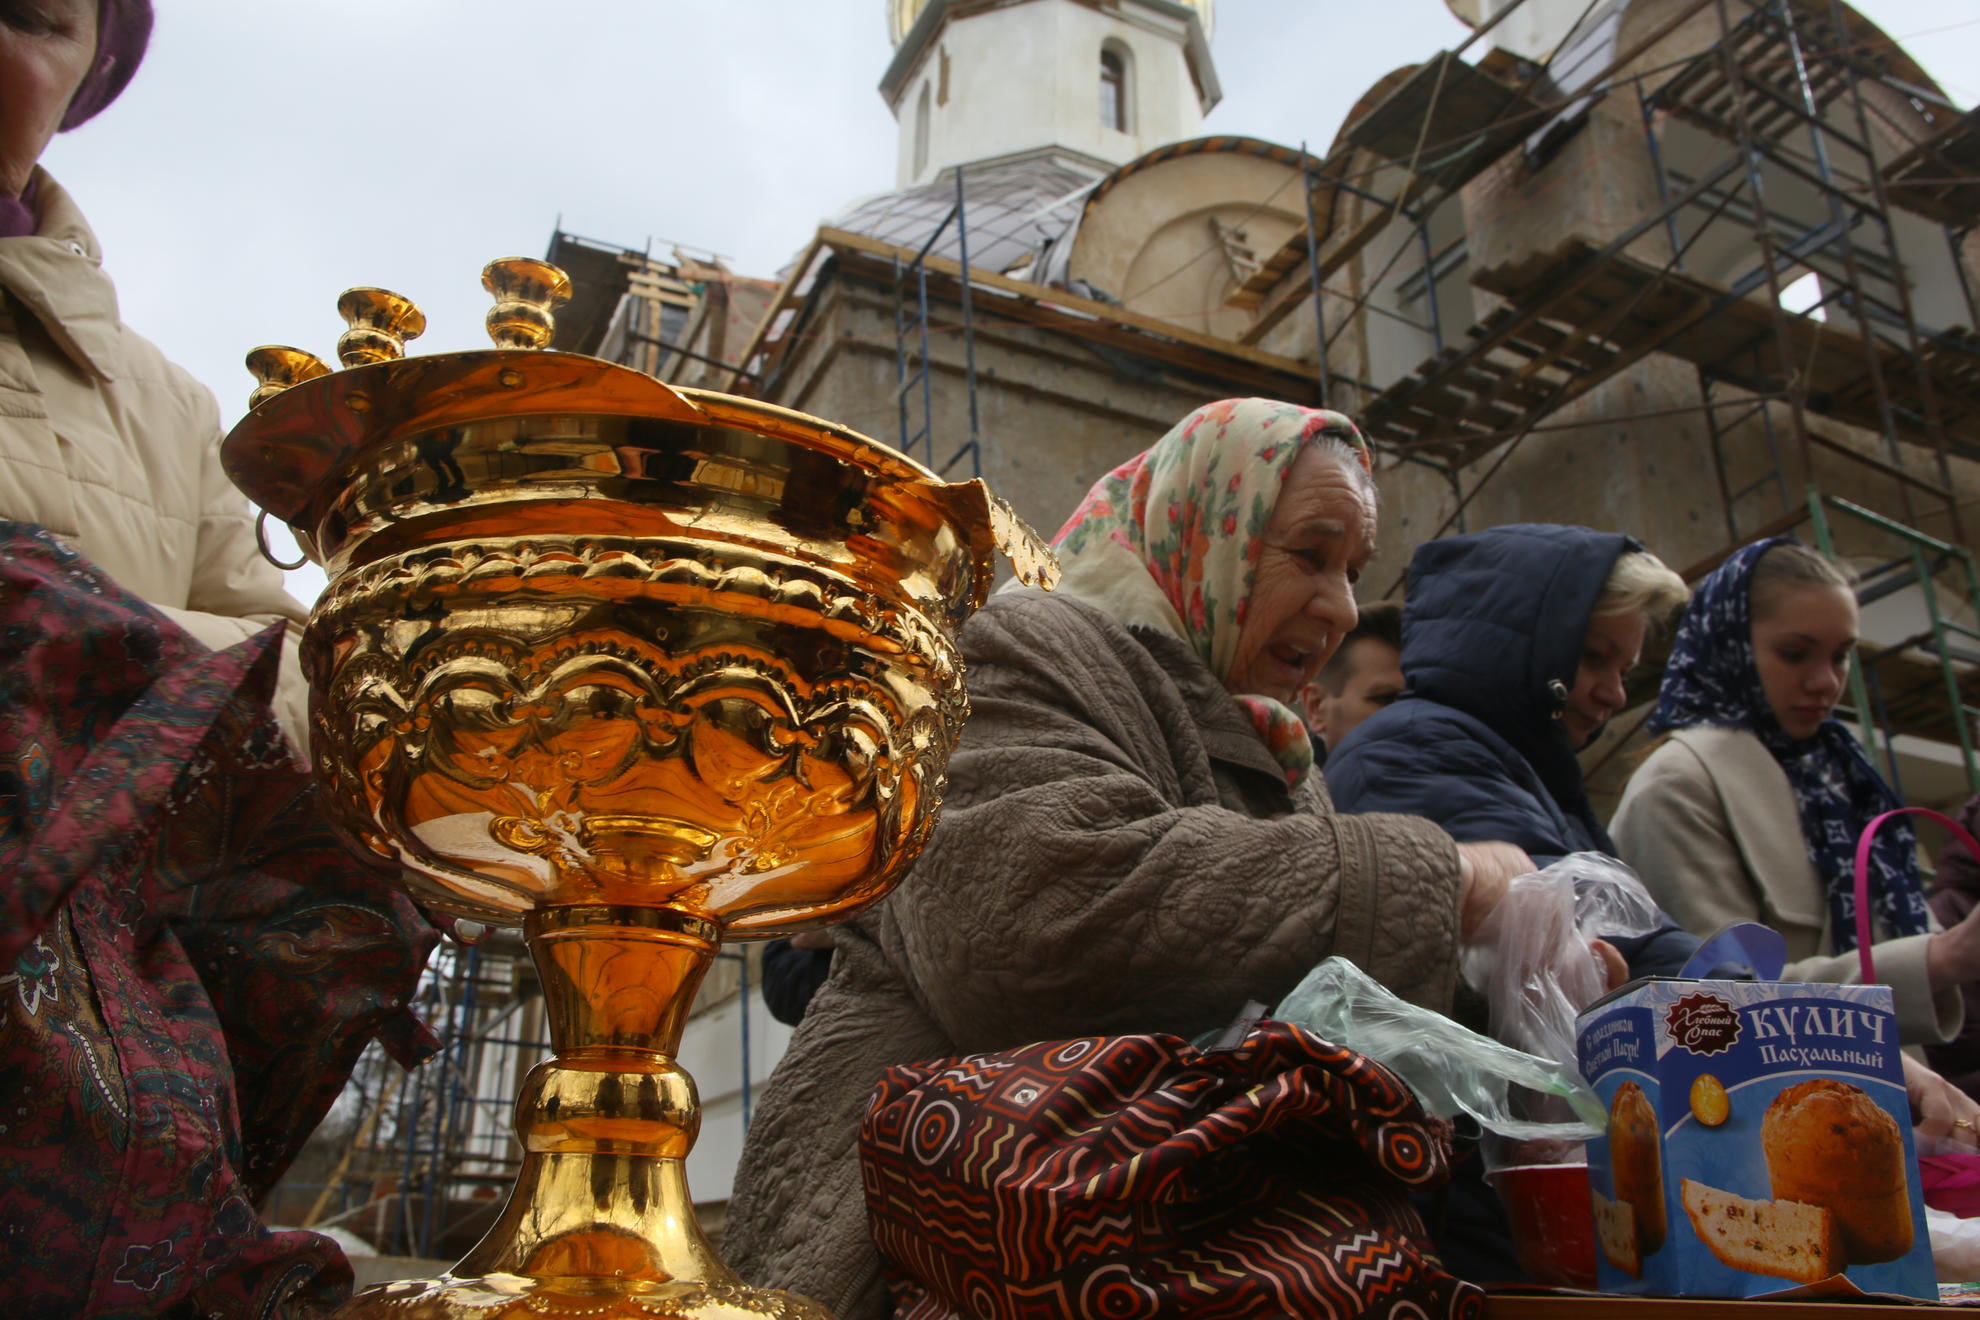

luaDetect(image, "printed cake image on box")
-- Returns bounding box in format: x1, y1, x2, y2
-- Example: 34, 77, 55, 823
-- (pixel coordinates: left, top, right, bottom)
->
1577, 978, 1933, 1298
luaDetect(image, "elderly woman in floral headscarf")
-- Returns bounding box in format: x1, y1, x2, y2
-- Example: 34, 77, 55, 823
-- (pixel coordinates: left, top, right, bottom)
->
724, 397, 1535, 1319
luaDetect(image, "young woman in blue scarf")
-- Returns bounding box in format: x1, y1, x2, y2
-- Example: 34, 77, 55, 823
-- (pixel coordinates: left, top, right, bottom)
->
1613, 538, 1977, 1046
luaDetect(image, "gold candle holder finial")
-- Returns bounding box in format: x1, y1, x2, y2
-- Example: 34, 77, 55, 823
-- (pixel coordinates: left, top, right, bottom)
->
243, 344, 332, 410
336, 287, 427, 367
482, 257, 573, 350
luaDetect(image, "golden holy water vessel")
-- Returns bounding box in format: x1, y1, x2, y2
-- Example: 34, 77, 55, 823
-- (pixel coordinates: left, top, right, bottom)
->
224, 259, 1056, 1318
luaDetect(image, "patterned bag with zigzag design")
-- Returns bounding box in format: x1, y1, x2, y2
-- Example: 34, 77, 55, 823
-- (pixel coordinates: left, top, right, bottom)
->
860, 1020, 1485, 1320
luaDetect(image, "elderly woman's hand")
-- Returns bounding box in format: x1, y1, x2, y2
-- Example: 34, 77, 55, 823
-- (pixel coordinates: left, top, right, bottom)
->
1902, 1052, 1980, 1153
1455, 840, 1537, 940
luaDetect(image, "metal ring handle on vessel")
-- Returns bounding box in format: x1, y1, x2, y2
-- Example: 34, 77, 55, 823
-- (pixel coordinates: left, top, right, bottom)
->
255, 508, 310, 571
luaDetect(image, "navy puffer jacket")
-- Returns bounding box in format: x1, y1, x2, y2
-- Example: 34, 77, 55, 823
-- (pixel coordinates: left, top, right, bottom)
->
1327, 524, 1701, 977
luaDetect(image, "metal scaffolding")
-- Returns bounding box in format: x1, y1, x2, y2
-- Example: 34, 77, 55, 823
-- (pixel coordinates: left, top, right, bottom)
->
1807, 490, 1980, 794
1276, 0, 1979, 780
893, 166, 986, 480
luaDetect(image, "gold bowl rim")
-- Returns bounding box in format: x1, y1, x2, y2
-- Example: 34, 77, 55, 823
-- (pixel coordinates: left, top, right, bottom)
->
222, 349, 947, 529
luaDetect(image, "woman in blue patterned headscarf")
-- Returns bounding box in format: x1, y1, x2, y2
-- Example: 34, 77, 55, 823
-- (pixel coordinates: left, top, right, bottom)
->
1613, 537, 1975, 1044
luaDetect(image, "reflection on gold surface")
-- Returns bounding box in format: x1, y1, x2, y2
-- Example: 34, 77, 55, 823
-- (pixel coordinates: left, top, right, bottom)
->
336, 287, 427, 367
224, 264, 1055, 1319
483, 257, 574, 351
244, 344, 332, 411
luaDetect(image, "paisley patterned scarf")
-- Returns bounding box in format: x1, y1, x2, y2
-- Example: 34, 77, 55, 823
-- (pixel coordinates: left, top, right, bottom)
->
1647, 537, 1928, 951
1051, 398, 1371, 789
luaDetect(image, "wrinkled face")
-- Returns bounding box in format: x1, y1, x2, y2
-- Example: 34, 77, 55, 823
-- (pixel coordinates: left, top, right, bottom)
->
1228, 446, 1376, 704
0, 1, 96, 200
1300, 638, 1403, 746
1564, 610, 1647, 749
1753, 582, 1857, 740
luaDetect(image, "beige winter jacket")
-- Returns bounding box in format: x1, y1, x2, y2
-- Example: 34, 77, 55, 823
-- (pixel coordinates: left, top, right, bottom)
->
0, 169, 308, 749
723, 588, 1464, 1318
1612, 725, 1959, 1045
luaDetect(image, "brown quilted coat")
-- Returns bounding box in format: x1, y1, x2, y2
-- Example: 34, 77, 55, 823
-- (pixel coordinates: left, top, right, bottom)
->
723, 588, 1463, 1318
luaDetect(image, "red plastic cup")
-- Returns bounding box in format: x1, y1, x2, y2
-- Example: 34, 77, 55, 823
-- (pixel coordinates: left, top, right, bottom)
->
1490, 1162, 1599, 1289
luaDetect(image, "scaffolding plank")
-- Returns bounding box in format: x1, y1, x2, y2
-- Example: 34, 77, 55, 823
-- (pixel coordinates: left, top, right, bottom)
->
1648, 1, 1881, 153
1882, 106, 1980, 226
1339, 52, 1544, 189
1232, 57, 1545, 333
1370, 240, 1977, 480
1360, 161, 1758, 456
1472, 238, 1980, 461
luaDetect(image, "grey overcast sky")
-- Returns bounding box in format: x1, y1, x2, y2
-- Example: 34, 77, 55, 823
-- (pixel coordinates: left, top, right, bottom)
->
33, 0, 1980, 599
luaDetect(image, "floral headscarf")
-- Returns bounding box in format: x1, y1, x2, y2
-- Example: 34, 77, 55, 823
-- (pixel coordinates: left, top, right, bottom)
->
1050, 398, 1372, 789
1647, 537, 1928, 951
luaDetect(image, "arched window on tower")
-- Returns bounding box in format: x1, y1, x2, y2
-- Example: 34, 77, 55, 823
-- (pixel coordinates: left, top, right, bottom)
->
1100, 46, 1129, 133
914, 81, 931, 177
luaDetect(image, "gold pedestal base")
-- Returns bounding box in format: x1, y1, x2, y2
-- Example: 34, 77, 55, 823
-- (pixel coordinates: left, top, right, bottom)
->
343, 1274, 828, 1318
332, 907, 829, 1320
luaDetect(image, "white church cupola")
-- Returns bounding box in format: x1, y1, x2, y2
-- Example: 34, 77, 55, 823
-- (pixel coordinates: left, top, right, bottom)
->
880, 0, 1221, 188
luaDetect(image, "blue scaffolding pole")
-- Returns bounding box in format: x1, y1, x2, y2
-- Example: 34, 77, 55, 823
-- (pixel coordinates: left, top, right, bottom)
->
892, 167, 984, 480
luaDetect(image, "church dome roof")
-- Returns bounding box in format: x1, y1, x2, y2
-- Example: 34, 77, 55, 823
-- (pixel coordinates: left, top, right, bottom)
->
825, 152, 1102, 277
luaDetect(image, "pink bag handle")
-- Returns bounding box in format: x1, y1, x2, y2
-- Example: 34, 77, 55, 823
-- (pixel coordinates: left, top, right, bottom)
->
1855, 807, 1980, 985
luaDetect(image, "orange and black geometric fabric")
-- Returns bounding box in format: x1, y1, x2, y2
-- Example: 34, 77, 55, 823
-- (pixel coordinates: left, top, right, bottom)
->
862, 1021, 1485, 1319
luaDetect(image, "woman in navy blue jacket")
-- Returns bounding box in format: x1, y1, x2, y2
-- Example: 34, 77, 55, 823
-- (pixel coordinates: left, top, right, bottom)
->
1326, 524, 1694, 1282
1328, 524, 1687, 877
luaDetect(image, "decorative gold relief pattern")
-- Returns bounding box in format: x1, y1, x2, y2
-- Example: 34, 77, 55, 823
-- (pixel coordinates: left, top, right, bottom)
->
306, 536, 962, 935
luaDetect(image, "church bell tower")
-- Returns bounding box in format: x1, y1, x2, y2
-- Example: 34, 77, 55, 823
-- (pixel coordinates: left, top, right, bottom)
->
879, 0, 1220, 188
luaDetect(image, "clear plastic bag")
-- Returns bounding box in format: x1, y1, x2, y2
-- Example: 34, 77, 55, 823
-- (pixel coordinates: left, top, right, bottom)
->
1459, 852, 1664, 1167
1927, 1207, 1980, 1283
1273, 956, 1607, 1141
1274, 854, 1664, 1148
1459, 851, 1664, 1068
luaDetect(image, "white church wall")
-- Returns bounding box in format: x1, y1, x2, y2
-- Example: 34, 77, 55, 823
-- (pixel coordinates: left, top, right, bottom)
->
890, 0, 1210, 188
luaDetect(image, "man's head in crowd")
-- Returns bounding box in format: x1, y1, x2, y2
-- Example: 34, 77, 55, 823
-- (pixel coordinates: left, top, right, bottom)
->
1299, 601, 1404, 750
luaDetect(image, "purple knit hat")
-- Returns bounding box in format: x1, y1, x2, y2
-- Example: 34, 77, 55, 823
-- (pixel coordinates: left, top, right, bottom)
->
59, 0, 154, 131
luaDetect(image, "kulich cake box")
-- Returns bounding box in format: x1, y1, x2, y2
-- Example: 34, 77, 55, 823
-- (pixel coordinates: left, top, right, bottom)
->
1576, 977, 1933, 1298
